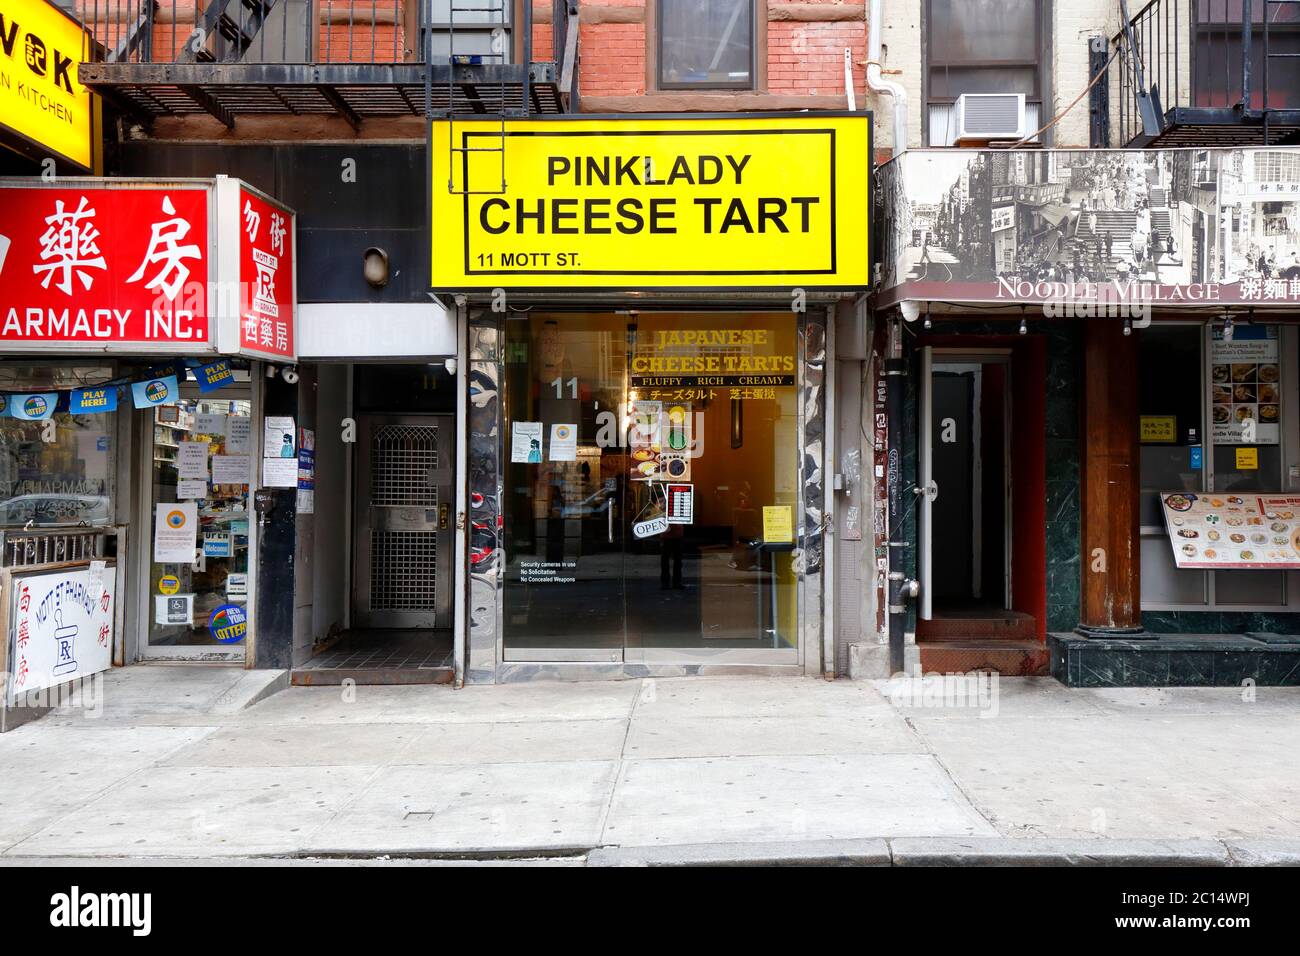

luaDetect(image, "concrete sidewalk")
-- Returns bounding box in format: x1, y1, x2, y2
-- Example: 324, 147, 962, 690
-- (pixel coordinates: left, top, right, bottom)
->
1, 668, 1299, 865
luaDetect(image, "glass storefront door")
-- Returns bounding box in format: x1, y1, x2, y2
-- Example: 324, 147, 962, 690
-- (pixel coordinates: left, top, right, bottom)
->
502, 316, 627, 661
502, 313, 801, 664
142, 385, 253, 660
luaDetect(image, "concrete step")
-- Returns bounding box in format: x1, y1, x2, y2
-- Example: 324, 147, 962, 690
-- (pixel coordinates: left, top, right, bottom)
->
917, 611, 1037, 642
917, 639, 1050, 676
291, 667, 453, 686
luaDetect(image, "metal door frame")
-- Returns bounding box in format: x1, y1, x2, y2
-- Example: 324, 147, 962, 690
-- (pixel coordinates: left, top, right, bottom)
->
495, 309, 810, 669
919, 347, 1014, 620
352, 413, 454, 629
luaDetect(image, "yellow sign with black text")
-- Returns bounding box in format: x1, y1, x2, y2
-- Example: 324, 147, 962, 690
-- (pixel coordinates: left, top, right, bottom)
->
0, 0, 92, 168
1140, 416, 1176, 443
431, 115, 870, 290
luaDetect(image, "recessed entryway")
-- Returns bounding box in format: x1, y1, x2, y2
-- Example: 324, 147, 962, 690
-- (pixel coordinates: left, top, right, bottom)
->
918, 341, 1049, 675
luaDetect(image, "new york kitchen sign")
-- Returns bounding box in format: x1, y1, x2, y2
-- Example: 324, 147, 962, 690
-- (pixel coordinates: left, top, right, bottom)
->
0, 177, 296, 359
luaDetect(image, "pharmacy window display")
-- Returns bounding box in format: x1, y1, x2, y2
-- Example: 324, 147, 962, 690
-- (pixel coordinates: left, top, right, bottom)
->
0, 366, 118, 530
147, 386, 253, 654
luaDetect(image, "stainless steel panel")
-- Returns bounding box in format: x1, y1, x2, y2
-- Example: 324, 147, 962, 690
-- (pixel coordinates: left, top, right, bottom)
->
801, 314, 827, 674
467, 318, 503, 684
353, 415, 453, 628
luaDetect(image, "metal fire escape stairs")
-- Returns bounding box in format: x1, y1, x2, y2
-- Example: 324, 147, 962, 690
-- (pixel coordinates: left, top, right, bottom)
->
176, 0, 283, 64
1262, 0, 1300, 141
107, 1, 159, 63
438, 2, 512, 196
1119, 0, 1167, 140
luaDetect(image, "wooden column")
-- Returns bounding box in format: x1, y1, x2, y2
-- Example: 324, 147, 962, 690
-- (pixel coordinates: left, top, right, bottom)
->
1078, 321, 1146, 635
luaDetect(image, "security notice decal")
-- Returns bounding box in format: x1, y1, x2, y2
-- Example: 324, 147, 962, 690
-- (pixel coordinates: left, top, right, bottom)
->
431, 115, 870, 290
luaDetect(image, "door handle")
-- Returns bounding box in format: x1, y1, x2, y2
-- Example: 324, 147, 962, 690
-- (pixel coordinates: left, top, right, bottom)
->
912, 480, 938, 502
608, 502, 614, 543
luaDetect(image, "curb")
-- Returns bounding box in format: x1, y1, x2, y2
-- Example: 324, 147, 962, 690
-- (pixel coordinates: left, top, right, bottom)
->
1222, 839, 1300, 866
587, 839, 891, 867
585, 837, 1290, 867
887, 838, 1230, 867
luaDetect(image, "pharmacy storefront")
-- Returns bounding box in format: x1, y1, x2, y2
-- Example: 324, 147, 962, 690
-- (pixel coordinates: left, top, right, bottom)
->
431, 113, 870, 682
0, 177, 296, 722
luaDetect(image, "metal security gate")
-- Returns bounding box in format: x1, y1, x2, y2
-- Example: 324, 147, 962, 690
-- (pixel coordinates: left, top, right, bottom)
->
353, 415, 453, 628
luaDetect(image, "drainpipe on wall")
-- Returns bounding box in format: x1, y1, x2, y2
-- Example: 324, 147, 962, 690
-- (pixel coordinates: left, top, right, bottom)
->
866, 0, 909, 156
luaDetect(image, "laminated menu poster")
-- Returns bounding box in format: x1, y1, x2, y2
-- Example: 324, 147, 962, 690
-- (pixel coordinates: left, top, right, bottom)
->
1160, 492, 1300, 569
1210, 326, 1280, 445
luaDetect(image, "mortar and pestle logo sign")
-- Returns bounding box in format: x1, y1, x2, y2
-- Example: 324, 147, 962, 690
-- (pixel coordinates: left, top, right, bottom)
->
52, 609, 79, 677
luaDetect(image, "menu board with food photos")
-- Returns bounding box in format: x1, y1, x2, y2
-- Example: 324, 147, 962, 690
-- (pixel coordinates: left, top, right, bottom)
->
1210, 327, 1280, 445
1160, 492, 1300, 569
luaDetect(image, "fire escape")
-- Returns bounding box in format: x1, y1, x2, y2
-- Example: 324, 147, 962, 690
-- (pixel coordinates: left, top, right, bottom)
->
74, 1, 579, 131
1093, 0, 1300, 147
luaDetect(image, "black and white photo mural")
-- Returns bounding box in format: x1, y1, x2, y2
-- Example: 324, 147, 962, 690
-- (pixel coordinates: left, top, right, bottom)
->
876, 148, 1300, 308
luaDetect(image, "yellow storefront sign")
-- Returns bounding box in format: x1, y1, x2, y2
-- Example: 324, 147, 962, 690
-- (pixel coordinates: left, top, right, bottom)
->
1236, 447, 1258, 470
0, 0, 92, 168
431, 114, 870, 290
1140, 415, 1176, 443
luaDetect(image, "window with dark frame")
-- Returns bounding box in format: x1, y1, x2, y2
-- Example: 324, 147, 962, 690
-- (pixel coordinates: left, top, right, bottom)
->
925, 0, 1045, 145
1193, 2, 1300, 111
658, 0, 756, 91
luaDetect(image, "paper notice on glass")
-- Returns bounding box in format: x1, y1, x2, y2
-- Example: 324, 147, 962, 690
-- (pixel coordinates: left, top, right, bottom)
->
262, 456, 298, 488
548, 423, 577, 462
296, 488, 315, 514
154, 594, 194, 627
762, 505, 793, 543
194, 412, 228, 436
76, 432, 109, 480
265, 416, 296, 458
511, 421, 544, 463
226, 416, 252, 453
177, 440, 209, 479
211, 455, 250, 485
87, 559, 107, 598
177, 478, 208, 500
153, 501, 198, 562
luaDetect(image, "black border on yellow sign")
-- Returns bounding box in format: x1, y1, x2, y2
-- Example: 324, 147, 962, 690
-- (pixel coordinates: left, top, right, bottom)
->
460, 128, 839, 277
430, 111, 873, 295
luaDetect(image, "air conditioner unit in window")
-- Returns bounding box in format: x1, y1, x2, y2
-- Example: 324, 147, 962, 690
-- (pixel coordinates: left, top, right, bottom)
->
950, 93, 1029, 146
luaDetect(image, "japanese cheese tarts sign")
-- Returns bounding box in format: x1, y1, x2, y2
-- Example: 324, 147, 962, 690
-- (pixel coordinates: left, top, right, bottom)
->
430, 114, 871, 291
1160, 492, 1300, 569
0, 177, 296, 358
